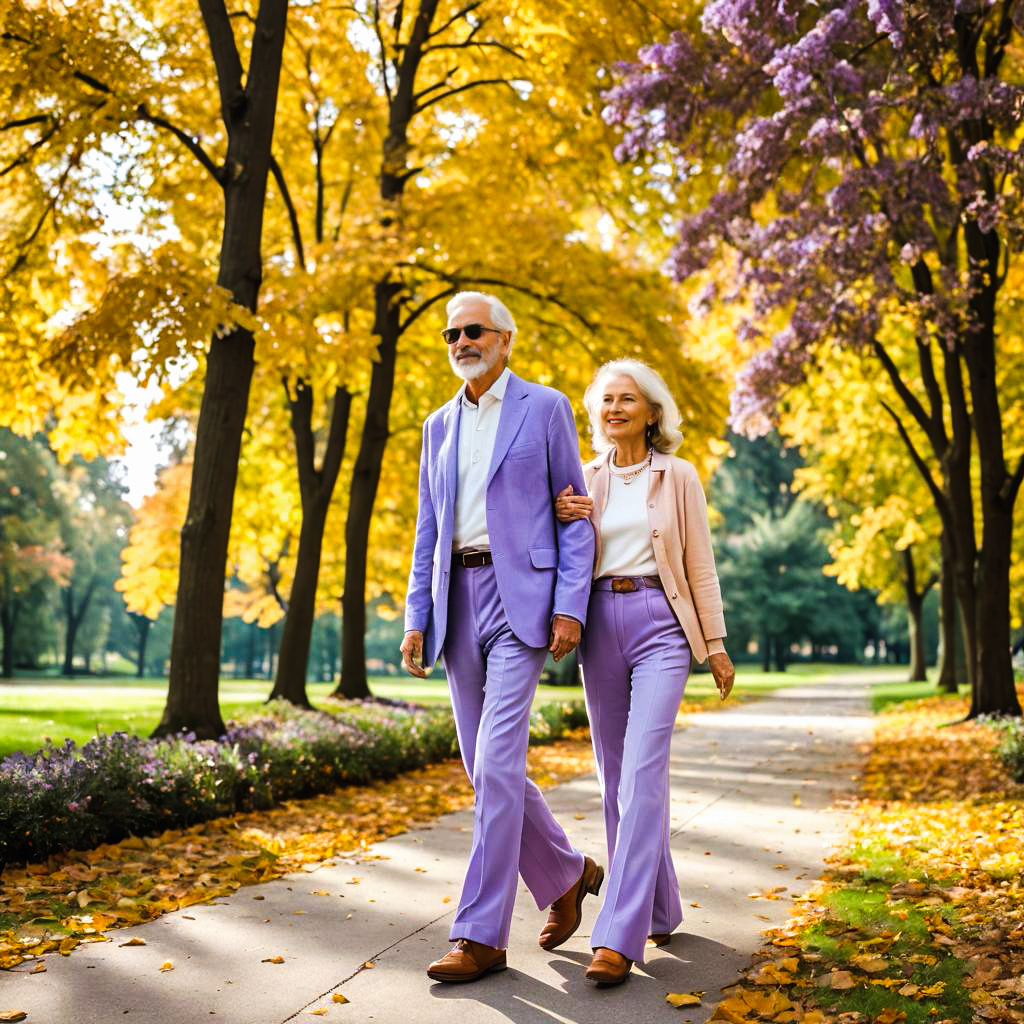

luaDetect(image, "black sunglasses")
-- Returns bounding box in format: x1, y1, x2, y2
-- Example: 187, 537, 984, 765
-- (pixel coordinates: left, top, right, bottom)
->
441, 323, 504, 345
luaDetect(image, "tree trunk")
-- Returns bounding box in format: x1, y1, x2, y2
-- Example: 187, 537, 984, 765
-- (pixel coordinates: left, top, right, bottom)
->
902, 547, 931, 683
62, 576, 98, 677
773, 636, 787, 672
335, 0, 442, 699
0, 576, 15, 679
960, 295, 1022, 716
936, 533, 959, 693
131, 614, 152, 678
968, 501, 1021, 716
155, 0, 290, 740
269, 383, 351, 707
761, 628, 771, 673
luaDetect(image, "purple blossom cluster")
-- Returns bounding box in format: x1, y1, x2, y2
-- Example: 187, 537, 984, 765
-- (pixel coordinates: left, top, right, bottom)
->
603, 0, 1024, 434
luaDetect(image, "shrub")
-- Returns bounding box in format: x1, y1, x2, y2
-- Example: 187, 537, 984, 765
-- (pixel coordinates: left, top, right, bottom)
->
992, 716, 1024, 782
0, 698, 588, 867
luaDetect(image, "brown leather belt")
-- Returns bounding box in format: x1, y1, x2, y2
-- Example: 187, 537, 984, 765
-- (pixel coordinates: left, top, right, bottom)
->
454, 550, 494, 568
593, 575, 663, 593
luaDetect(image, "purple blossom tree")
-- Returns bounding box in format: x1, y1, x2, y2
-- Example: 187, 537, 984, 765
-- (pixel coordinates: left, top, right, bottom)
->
605, 0, 1024, 717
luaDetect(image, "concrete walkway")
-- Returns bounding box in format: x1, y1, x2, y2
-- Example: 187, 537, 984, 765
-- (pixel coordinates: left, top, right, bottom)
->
5, 676, 876, 1024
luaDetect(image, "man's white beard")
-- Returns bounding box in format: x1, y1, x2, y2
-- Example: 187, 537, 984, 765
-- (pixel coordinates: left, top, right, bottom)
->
449, 347, 498, 381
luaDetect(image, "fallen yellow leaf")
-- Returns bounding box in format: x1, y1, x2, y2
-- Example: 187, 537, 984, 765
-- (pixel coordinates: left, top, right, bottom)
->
332, 994, 349, 1004
854, 957, 888, 973
830, 971, 856, 990
159, 961, 173, 972
918, 983, 946, 998
0, 1014, 28, 1023
29, 964, 46, 975
310, 1011, 327, 1017
875, 1011, 906, 1024
666, 993, 703, 1007
262, 956, 285, 964
119, 938, 146, 947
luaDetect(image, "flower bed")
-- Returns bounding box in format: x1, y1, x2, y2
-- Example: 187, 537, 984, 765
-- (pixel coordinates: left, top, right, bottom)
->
0, 697, 588, 867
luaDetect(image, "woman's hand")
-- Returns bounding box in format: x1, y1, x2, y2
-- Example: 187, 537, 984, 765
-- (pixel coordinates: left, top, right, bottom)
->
708, 651, 735, 701
555, 484, 594, 523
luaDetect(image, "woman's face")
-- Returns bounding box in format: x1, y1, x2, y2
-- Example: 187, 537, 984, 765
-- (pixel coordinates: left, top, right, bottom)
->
599, 374, 657, 448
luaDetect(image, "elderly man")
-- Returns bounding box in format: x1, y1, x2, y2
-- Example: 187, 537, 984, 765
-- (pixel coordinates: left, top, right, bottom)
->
401, 291, 602, 983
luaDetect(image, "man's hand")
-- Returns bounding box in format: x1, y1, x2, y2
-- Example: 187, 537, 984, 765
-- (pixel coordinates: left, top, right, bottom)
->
549, 615, 581, 662
400, 630, 428, 678
708, 650, 735, 700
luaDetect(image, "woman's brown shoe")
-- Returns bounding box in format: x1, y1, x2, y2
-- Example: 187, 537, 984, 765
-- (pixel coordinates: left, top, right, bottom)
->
585, 947, 633, 985
538, 856, 605, 950
648, 932, 672, 947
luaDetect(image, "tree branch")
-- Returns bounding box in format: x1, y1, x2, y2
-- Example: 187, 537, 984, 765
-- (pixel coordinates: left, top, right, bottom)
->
422, 38, 523, 60
414, 77, 518, 114
371, 0, 395, 107
426, 1, 484, 40
1006, 449, 1024, 507
198, 0, 246, 126
398, 286, 458, 334
269, 155, 306, 270
0, 114, 51, 131
871, 337, 944, 456
0, 118, 60, 178
7, 161, 73, 276
319, 386, 353, 493
138, 105, 222, 183
879, 399, 951, 529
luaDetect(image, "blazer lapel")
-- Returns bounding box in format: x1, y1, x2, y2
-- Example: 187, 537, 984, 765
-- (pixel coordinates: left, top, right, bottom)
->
486, 372, 529, 486
440, 391, 462, 514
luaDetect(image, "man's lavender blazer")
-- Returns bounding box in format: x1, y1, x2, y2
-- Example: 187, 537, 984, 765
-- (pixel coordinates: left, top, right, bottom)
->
404, 371, 595, 668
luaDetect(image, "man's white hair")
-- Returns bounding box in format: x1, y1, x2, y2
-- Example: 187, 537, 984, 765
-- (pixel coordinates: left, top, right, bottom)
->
583, 359, 685, 455
446, 290, 518, 350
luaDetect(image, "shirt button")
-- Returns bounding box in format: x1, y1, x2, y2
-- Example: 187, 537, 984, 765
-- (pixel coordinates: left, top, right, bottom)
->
671, 592, 678, 599
652, 529, 660, 537
648, 503, 655, 508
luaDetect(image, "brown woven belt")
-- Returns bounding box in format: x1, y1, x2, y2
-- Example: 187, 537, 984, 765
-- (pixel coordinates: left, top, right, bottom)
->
593, 575, 663, 593
454, 550, 493, 568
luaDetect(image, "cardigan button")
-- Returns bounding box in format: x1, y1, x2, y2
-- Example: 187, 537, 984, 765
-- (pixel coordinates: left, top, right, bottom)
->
671, 593, 678, 599
652, 529, 660, 537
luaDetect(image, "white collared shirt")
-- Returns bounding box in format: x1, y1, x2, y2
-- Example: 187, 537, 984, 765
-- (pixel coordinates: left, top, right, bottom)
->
453, 367, 512, 551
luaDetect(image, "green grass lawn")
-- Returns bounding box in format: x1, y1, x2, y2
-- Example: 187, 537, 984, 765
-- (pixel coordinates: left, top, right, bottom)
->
0, 662, 904, 760
869, 676, 971, 712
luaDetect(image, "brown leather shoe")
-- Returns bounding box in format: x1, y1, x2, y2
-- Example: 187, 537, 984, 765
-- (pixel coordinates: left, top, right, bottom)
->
648, 932, 672, 947
585, 947, 633, 985
538, 856, 604, 950
426, 939, 507, 983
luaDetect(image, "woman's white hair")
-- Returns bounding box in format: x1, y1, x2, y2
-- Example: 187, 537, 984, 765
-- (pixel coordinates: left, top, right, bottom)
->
583, 359, 685, 454
446, 290, 518, 350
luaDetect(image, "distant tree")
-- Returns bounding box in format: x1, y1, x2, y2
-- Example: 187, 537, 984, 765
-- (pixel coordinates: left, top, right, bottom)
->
0, 431, 72, 677
712, 434, 872, 669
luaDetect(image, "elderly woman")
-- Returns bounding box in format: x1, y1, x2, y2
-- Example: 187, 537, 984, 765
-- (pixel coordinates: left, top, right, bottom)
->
555, 358, 735, 986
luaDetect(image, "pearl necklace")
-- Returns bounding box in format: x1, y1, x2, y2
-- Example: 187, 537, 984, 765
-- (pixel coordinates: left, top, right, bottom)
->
611, 448, 653, 486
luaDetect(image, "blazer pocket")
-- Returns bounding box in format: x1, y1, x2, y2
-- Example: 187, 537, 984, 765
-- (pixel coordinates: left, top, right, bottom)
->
529, 547, 558, 569
508, 441, 541, 460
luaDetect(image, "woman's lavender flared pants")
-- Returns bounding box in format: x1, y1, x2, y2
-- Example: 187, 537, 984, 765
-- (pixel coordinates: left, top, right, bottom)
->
579, 584, 691, 963
442, 563, 585, 949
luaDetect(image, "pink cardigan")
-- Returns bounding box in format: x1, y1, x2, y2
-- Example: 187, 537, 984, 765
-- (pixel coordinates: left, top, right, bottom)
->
583, 449, 727, 665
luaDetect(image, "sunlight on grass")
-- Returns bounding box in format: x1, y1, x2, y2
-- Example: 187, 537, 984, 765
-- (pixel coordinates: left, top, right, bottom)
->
0, 663, 901, 758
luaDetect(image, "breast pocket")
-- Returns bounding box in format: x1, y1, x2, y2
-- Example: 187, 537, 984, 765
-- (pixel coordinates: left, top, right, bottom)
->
508, 441, 541, 461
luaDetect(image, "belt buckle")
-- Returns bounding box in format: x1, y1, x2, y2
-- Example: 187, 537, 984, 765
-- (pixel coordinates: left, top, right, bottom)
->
611, 577, 638, 593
